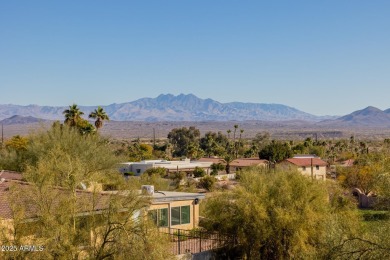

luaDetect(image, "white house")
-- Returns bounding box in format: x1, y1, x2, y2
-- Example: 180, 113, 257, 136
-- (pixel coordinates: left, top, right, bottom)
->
119, 158, 213, 176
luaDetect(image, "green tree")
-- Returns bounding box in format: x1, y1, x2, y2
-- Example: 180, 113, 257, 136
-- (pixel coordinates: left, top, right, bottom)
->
76, 118, 96, 135
233, 124, 239, 141
210, 163, 225, 175
338, 151, 390, 195
144, 167, 167, 177
89, 106, 110, 130
2, 177, 172, 260
252, 132, 271, 151
167, 126, 200, 158
259, 140, 293, 162
63, 104, 84, 127
200, 131, 229, 157
63, 104, 96, 135
0, 124, 172, 259
4, 135, 29, 151
128, 141, 154, 161
193, 166, 206, 178
223, 153, 234, 174
200, 132, 217, 157
202, 168, 359, 259
198, 175, 216, 191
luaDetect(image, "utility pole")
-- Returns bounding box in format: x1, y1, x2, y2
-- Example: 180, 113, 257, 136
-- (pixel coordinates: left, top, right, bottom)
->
311, 157, 314, 180
153, 128, 156, 148
1, 124, 3, 148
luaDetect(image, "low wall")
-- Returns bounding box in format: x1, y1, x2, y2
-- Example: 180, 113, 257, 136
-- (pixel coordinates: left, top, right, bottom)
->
176, 251, 215, 260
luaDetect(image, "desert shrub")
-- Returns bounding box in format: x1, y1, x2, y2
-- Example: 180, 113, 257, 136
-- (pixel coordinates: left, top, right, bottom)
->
198, 176, 216, 191
193, 167, 206, 178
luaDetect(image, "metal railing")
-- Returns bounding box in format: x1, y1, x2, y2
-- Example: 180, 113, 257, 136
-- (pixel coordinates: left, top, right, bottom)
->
159, 227, 232, 255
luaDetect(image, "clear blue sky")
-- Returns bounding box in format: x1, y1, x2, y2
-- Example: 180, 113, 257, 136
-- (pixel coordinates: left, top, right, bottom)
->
1, 1, 389, 116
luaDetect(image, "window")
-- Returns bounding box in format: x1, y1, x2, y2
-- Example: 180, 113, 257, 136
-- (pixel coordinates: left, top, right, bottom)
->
171, 205, 191, 225
136, 169, 141, 174
181, 205, 190, 224
148, 208, 168, 227
171, 207, 180, 225
316, 165, 319, 170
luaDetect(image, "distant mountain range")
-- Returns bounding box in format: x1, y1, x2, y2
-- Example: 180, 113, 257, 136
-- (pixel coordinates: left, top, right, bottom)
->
319, 106, 390, 127
0, 94, 389, 127
0, 94, 334, 122
0, 115, 49, 125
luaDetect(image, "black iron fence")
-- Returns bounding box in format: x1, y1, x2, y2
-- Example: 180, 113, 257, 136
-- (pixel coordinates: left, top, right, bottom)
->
159, 227, 232, 255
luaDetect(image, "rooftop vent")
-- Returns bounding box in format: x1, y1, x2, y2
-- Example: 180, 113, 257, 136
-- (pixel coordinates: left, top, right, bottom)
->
141, 185, 154, 195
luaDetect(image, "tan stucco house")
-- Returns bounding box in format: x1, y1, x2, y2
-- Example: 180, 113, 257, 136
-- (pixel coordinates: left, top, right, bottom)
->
281, 156, 327, 180
147, 187, 205, 230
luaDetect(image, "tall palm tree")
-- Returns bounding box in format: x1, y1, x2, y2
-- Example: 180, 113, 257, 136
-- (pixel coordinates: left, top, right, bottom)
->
63, 104, 84, 127
89, 106, 110, 130
233, 124, 239, 141
236, 129, 244, 158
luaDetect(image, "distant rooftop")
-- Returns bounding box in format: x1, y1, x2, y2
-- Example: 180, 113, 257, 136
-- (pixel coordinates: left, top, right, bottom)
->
151, 191, 205, 203
0, 170, 23, 181
286, 158, 327, 167
120, 158, 212, 170
230, 158, 268, 167
293, 154, 319, 158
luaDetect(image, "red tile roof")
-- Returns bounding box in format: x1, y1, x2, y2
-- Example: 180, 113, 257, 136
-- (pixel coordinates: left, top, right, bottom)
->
285, 158, 327, 167
230, 158, 269, 167
196, 158, 226, 164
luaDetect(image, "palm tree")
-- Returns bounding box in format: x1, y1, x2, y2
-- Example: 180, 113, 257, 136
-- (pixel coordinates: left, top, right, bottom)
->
233, 124, 239, 141
227, 129, 231, 139
63, 104, 84, 127
224, 154, 233, 174
89, 106, 110, 130
236, 129, 244, 158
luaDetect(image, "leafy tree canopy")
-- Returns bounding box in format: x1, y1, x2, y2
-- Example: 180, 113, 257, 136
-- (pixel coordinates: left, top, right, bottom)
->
202, 168, 359, 259
259, 140, 293, 162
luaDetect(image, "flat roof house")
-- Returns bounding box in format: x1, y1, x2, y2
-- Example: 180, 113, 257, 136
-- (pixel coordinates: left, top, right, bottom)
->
119, 158, 213, 176
144, 186, 205, 231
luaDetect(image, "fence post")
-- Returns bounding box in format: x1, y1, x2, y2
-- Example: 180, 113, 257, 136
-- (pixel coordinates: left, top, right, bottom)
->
199, 230, 202, 252
178, 229, 181, 255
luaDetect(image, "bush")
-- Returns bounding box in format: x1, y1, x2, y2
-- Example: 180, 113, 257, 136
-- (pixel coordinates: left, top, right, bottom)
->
198, 176, 216, 191
202, 168, 359, 259
124, 172, 135, 176
193, 167, 206, 178
144, 167, 167, 177
170, 171, 186, 188
211, 163, 224, 175
361, 210, 390, 221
